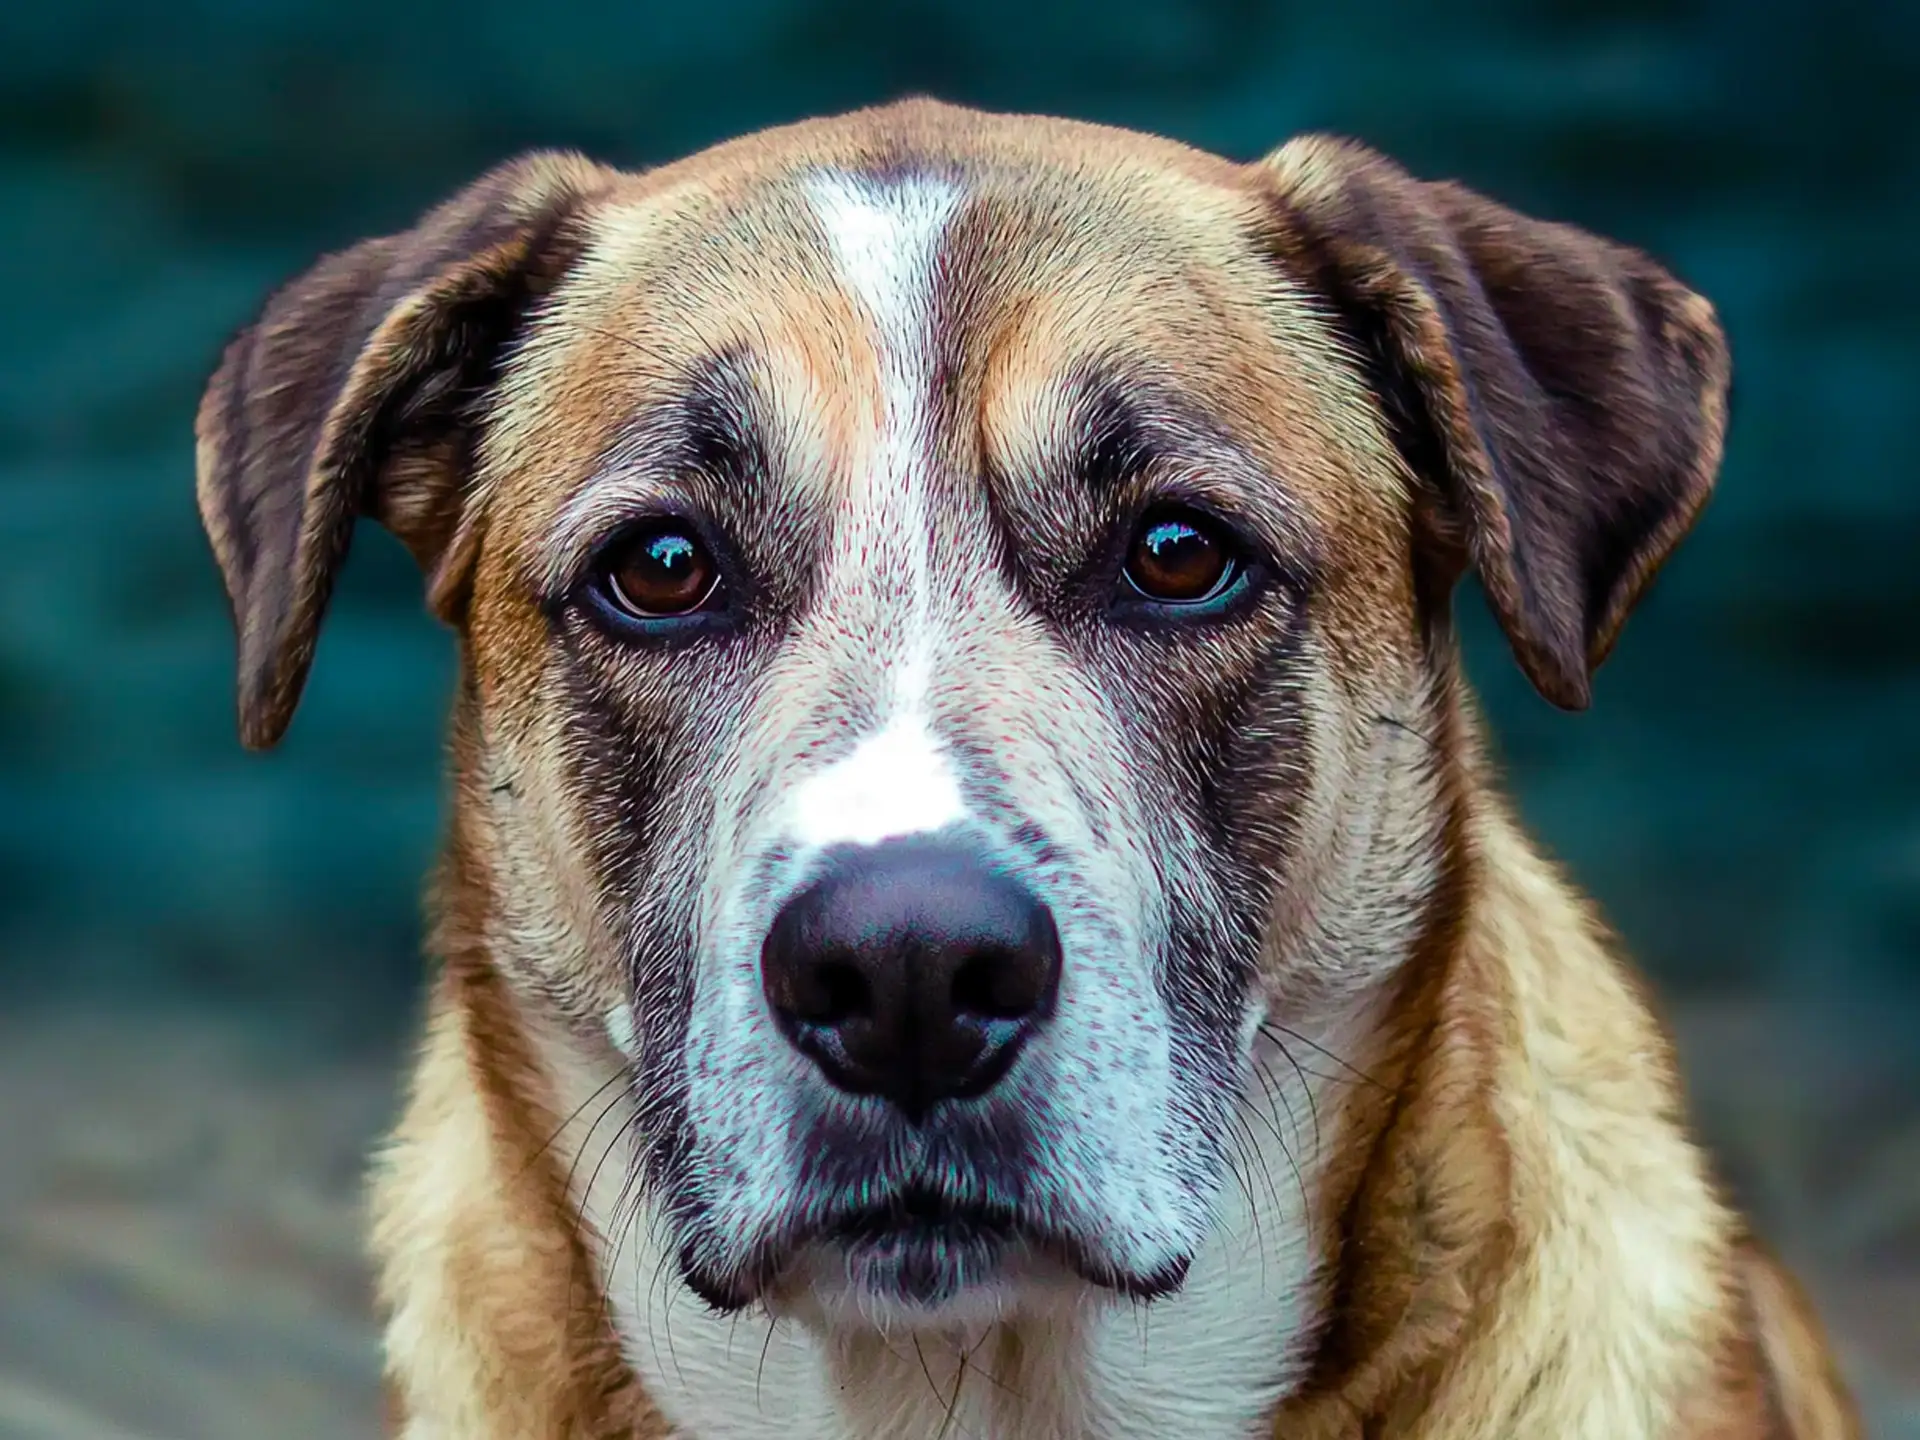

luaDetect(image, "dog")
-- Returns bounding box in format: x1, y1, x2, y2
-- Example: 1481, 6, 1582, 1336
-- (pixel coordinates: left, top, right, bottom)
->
194, 100, 1859, 1438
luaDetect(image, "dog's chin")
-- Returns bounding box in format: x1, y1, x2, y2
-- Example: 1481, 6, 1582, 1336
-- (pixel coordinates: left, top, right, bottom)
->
783, 1218, 1037, 1330
681, 1191, 1193, 1330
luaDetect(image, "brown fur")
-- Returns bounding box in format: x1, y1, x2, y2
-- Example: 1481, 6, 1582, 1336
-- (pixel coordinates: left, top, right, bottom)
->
195, 100, 1856, 1438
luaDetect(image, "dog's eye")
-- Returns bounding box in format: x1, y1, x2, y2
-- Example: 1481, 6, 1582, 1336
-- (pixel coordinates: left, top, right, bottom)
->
1121, 509, 1238, 605
600, 524, 721, 619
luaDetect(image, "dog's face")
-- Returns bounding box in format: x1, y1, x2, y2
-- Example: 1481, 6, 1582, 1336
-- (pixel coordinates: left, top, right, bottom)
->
195, 103, 1727, 1330
462, 134, 1422, 1322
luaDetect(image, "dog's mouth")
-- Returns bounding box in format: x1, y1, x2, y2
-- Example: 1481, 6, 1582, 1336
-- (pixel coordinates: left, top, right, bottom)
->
820, 1186, 1024, 1308
680, 1182, 1191, 1316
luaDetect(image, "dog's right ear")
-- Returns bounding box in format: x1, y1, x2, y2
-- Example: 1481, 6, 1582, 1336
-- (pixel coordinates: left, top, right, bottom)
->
195, 152, 614, 750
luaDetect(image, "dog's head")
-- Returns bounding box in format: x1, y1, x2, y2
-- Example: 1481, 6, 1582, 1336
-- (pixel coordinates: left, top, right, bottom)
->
197, 102, 1727, 1329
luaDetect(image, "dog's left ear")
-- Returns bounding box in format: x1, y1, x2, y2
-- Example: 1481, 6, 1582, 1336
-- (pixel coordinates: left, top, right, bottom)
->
195, 152, 615, 750
1259, 137, 1731, 710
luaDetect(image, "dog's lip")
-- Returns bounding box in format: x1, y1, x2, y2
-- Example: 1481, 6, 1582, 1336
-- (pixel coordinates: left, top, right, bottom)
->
679, 1183, 1193, 1314
822, 1185, 1021, 1248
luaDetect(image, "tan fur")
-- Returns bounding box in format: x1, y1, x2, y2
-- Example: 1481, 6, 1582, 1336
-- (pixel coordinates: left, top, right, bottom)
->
195, 100, 1857, 1438
372, 818, 669, 1437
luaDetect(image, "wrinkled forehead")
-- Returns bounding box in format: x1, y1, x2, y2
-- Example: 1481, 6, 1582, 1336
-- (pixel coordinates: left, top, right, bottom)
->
481, 133, 1404, 570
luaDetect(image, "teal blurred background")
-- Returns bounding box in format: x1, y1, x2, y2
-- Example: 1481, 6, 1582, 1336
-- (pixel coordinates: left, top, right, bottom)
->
1, 3, 1916, 1437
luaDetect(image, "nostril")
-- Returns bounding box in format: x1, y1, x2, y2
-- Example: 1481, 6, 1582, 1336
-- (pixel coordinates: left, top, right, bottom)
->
792, 955, 871, 1027
951, 949, 1042, 1021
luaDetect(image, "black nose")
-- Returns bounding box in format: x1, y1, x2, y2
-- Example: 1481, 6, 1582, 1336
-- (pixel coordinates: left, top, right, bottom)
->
761, 837, 1062, 1121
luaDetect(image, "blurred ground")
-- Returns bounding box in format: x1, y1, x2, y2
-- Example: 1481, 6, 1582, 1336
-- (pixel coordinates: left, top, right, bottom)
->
0, 997, 1914, 1439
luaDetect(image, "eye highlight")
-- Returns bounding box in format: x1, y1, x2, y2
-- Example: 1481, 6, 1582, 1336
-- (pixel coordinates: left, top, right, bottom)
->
1120, 508, 1242, 607
596, 522, 722, 621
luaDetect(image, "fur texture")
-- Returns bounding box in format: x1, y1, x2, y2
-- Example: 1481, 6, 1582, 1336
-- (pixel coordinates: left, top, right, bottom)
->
196, 100, 1856, 1439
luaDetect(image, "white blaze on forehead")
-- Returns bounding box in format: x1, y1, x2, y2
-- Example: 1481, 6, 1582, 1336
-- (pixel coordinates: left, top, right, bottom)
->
807, 167, 955, 675
807, 169, 958, 339
788, 711, 967, 849
790, 169, 967, 845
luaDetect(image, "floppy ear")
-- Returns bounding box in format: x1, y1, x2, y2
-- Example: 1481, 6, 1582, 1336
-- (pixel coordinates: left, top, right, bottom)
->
195, 151, 615, 749
1259, 137, 1731, 710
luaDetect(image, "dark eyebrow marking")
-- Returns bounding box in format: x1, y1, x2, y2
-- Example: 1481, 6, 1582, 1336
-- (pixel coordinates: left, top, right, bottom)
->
1078, 378, 1158, 492
584, 342, 768, 488
670, 342, 772, 487
535, 344, 781, 608
1065, 361, 1251, 492
1052, 357, 1327, 596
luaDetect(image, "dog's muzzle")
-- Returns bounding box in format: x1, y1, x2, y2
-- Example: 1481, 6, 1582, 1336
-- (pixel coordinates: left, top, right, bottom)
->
674, 834, 1194, 1314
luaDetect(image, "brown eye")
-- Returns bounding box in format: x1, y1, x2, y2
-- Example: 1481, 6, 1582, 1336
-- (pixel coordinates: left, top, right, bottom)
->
602, 524, 720, 618
1122, 510, 1237, 604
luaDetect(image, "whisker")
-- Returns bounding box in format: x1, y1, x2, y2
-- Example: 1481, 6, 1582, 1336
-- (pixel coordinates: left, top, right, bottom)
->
911, 1335, 967, 1440
960, 1325, 1025, 1403
1252, 1037, 1305, 1140
1249, 1051, 1312, 1222
1260, 1028, 1326, 1165
512, 1069, 628, 1186
754, 1310, 781, 1409
1261, 1021, 1387, 1091
1248, 1036, 1297, 1131
550, 1111, 656, 1393
634, 1176, 691, 1392
936, 1340, 971, 1440
1222, 1109, 1266, 1223
542, 1084, 647, 1365
1224, 1109, 1274, 1293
